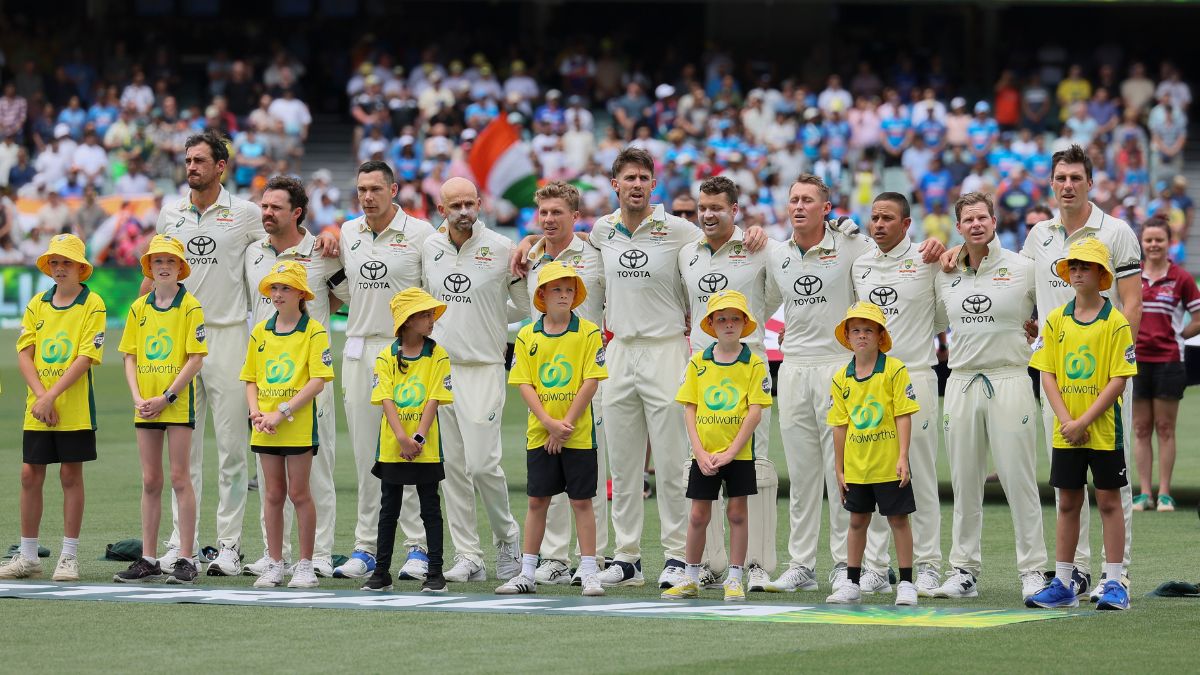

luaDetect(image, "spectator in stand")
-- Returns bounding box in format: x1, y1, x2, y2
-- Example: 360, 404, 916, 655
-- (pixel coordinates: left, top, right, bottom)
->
1169, 175, 1193, 234
57, 96, 87, 140
911, 87, 947, 125
1056, 64, 1092, 121
564, 95, 594, 133
847, 96, 880, 157
0, 82, 28, 141
417, 72, 455, 120
1121, 62, 1156, 117
0, 133, 18, 188
1088, 87, 1120, 142
72, 129, 109, 189
33, 127, 71, 191
818, 74, 853, 115
88, 87, 121, 138
73, 184, 107, 239
268, 88, 311, 161
1021, 72, 1053, 134
994, 70, 1022, 131
36, 188, 71, 234
1065, 102, 1099, 148
113, 156, 151, 196
850, 61, 883, 100
224, 61, 260, 122
918, 154, 953, 213
535, 90, 567, 134
471, 65, 504, 102
1155, 62, 1191, 110
944, 97, 970, 149
611, 82, 650, 140
504, 61, 539, 103
1149, 93, 1187, 184
967, 101, 999, 160
121, 68, 155, 116
8, 147, 35, 193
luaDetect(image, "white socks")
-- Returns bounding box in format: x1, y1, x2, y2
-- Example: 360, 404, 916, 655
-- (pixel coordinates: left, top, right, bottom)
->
1055, 561, 1074, 584
686, 563, 701, 583
521, 553, 538, 580
19, 538, 37, 561
1104, 562, 1124, 582
61, 537, 78, 558
727, 565, 743, 582
579, 556, 599, 576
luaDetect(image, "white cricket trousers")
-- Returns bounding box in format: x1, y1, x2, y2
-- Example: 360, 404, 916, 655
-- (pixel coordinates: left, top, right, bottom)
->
343, 337, 425, 555
697, 346, 779, 573
539, 382, 609, 563
1041, 378, 1134, 571
254, 385, 337, 563
778, 358, 891, 574
441, 363, 520, 566
944, 368, 1047, 577
604, 336, 690, 564
169, 323, 249, 552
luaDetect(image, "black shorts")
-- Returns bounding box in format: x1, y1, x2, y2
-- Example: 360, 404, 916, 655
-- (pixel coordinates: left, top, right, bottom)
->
686, 459, 757, 500
1133, 361, 1186, 401
23, 430, 97, 464
1051, 447, 1128, 490
527, 447, 597, 500
251, 445, 317, 457
135, 422, 196, 430
843, 481, 915, 516
372, 461, 445, 485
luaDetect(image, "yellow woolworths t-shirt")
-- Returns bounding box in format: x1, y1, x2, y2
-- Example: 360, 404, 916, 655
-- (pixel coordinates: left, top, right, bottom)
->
17, 285, 107, 431
827, 353, 920, 484
1029, 299, 1137, 451
371, 338, 454, 464
509, 314, 608, 450
118, 285, 208, 424
240, 313, 335, 448
675, 343, 773, 461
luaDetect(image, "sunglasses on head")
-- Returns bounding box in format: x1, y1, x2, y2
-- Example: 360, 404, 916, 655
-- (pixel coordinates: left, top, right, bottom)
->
673, 209, 696, 217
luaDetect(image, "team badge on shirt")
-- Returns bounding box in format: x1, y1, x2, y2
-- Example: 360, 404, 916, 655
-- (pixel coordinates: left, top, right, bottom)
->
443, 375, 453, 391
93, 331, 105, 348
195, 324, 206, 343
322, 348, 333, 366
595, 347, 606, 366
761, 376, 771, 393
1125, 345, 1136, 364
905, 383, 916, 400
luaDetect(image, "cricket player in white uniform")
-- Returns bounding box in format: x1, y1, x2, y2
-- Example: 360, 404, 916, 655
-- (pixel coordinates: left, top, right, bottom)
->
852, 193, 947, 596
152, 131, 264, 576
933, 192, 1048, 600
514, 182, 609, 586
423, 177, 526, 583
328, 161, 436, 581
764, 174, 895, 594
242, 176, 347, 578
1021, 146, 1141, 599
677, 176, 781, 592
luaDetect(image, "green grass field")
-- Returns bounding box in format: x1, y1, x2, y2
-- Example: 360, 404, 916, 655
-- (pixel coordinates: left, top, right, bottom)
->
1, 328, 1198, 673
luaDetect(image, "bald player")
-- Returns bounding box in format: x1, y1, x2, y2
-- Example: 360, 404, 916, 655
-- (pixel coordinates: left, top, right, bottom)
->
423, 177, 527, 583
152, 130, 265, 575
852, 192, 947, 596
515, 181, 609, 586
242, 175, 347, 578
677, 175, 781, 592
330, 160, 436, 581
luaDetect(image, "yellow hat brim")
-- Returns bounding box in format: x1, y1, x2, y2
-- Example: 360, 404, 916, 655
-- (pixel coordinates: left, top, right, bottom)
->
1054, 258, 1113, 291
700, 294, 758, 339
258, 272, 316, 301
140, 249, 191, 281
392, 297, 447, 334
835, 312, 892, 353
534, 275, 587, 313
36, 241, 93, 282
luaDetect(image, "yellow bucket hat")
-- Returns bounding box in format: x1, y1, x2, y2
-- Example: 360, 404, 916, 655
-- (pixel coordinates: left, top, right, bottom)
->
701, 290, 758, 338
1055, 237, 1113, 291
534, 261, 587, 313
258, 261, 315, 301
36, 233, 93, 281
139, 234, 191, 281
389, 287, 447, 334
836, 301, 893, 353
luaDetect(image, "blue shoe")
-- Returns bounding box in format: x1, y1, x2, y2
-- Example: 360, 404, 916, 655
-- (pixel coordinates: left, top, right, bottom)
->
1096, 579, 1131, 611
397, 548, 429, 581
333, 550, 376, 579
1025, 578, 1078, 608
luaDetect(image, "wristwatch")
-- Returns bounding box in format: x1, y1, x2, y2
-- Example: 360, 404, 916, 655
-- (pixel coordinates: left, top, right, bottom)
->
163, 390, 178, 404
278, 402, 294, 422
412, 433, 426, 446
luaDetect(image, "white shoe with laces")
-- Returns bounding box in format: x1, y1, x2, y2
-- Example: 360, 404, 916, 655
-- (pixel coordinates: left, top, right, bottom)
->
581, 573, 605, 597
658, 560, 687, 589
253, 560, 285, 588
52, 555, 79, 582
1020, 571, 1049, 599
206, 544, 242, 576
444, 555, 486, 582
828, 563, 849, 591
746, 564, 771, 592
495, 573, 536, 595
766, 565, 818, 592
0, 553, 43, 579
312, 559, 334, 578
860, 568, 893, 594
245, 554, 289, 577
826, 582, 862, 604
934, 568, 978, 598
534, 559, 572, 585
895, 580, 919, 606
698, 564, 722, 589
916, 564, 941, 597
288, 560, 319, 588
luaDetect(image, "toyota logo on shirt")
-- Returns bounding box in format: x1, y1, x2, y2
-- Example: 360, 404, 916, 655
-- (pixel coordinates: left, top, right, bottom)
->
617, 249, 650, 278
793, 275, 823, 296
869, 286, 898, 308
444, 273, 472, 294
187, 236, 216, 257
360, 260, 388, 281
1050, 258, 1070, 287
962, 294, 992, 314
698, 273, 728, 294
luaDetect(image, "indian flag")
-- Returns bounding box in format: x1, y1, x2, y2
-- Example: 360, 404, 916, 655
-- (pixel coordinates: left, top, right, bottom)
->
468, 118, 539, 207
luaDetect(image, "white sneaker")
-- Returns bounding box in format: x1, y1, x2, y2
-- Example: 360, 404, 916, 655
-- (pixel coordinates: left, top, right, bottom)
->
157, 545, 181, 571
766, 565, 818, 592
245, 554, 289, 577
397, 547, 429, 581
52, 555, 79, 582
0, 553, 43, 579
916, 564, 941, 597
206, 544, 242, 576
828, 563, 849, 591
534, 559, 572, 585
747, 564, 771, 592
312, 559, 334, 578
657, 560, 687, 589
934, 568, 979, 598
495, 541, 521, 581
597, 560, 645, 587
698, 564, 722, 589
1020, 571, 1048, 599
253, 560, 285, 588
895, 580, 919, 606
581, 573, 605, 597
860, 568, 893, 595
495, 573, 536, 594
444, 555, 486, 582
826, 582, 862, 604
288, 560, 319, 588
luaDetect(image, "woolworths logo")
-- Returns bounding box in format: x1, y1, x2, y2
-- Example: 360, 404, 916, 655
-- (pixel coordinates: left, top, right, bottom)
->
145, 328, 174, 361
538, 354, 573, 388
703, 379, 739, 411
851, 395, 884, 430
393, 376, 426, 408
1065, 346, 1097, 380
265, 354, 295, 384
40, 331, 72, 364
